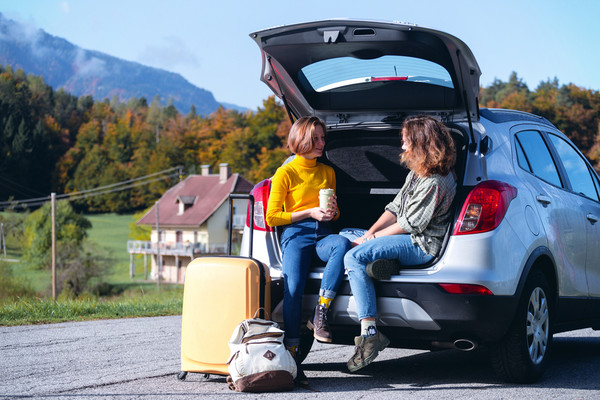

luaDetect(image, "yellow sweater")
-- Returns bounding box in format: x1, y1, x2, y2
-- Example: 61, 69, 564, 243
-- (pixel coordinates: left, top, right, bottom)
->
266, 156, 338, 227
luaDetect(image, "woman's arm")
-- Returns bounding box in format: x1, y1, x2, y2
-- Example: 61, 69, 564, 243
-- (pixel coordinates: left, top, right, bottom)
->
290, 206, 335, 223
352, 210, 407, 246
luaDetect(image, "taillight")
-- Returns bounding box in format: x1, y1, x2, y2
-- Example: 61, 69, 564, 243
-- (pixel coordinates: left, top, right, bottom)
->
453, 180, 517, 235
439, 283, 493, 295
246, 179, 273, 232
371, 76, 408, 82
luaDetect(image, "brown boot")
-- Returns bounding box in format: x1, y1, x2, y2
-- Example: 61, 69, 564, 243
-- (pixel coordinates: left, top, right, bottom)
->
307, 304, 333, 343
347, 331, 390, 372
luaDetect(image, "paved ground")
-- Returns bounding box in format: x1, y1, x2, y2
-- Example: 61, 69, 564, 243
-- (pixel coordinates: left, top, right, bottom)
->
1, 316, 599, 399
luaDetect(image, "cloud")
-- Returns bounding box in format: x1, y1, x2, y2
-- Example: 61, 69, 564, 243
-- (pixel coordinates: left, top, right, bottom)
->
0, 15, 42, 45
136, 36, 200, 70
73, 49, 107, 77
60, 1, 71, 14
0, 15, 56, 61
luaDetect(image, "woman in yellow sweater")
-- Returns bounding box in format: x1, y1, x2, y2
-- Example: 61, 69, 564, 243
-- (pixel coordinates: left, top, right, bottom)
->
266, 116, 351, 383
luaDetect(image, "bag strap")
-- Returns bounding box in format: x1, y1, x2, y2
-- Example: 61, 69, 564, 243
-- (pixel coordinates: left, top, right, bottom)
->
252, 307, 270, 320
226, 375, 237, 391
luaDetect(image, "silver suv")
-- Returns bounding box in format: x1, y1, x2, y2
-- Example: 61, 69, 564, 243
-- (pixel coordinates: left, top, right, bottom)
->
241, 19, 600, 383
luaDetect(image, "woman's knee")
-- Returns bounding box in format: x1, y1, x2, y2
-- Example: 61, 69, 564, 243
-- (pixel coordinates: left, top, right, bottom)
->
344, 249, 364, 271
331, 235, 352, 253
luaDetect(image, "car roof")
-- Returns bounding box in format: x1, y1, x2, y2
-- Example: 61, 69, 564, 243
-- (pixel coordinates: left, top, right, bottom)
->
480, 108, 555, 128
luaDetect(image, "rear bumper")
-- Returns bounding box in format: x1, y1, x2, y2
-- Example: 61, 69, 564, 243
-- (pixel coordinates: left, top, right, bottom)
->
295, 279, 519, 346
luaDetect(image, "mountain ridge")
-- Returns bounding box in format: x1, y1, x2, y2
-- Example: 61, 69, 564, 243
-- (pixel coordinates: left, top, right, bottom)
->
0, 13, 243, 115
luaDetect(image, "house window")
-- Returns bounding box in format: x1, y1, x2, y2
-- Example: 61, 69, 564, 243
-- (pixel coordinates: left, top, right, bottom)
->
177, 196, 197, 215
176, 230, 183, 243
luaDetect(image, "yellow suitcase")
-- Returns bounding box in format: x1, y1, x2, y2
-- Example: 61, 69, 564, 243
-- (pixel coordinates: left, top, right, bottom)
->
178, 195, 271, 380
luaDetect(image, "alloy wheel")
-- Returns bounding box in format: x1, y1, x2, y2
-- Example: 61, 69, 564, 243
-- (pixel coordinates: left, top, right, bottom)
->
526, 286, 549, 364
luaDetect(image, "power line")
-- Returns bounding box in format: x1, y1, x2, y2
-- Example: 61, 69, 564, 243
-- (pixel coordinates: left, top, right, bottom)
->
0, 175, 47, 198
57, 166, 182, 199
0, 166, 182, 210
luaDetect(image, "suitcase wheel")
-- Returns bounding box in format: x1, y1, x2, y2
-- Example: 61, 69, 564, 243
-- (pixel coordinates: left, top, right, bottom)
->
177, 371, 188, 381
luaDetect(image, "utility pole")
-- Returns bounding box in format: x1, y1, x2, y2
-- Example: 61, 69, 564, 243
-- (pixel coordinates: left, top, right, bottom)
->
0, 222, 6, 258
155, 200, 161, 293
51, 193, 57, 301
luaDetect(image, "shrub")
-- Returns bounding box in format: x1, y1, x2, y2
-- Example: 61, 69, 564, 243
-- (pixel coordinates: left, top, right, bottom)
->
55, 240, 114, 297
0, 261, 35, 301
22, 201, 91, 270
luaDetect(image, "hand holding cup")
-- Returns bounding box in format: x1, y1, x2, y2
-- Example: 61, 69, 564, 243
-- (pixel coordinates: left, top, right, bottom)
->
319, 188, 335, 211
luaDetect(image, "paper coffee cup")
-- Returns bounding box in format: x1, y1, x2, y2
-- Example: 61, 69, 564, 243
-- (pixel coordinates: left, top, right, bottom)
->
319, 188, 335, 210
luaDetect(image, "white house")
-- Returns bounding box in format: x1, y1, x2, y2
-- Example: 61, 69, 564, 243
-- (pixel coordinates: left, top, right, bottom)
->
128, 163, 253, 283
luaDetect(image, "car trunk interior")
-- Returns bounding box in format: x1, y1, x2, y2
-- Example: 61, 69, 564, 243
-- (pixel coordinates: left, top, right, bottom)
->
324, 126, 468, 237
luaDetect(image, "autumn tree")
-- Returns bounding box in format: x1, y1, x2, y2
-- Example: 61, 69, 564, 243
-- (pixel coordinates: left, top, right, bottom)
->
481, 72, 600, 172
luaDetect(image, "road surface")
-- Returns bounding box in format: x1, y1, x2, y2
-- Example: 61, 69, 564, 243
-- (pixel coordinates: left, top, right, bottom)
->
1, 316, 599, 399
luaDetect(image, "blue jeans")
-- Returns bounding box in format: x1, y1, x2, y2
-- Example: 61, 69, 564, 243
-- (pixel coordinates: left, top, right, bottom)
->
340, 228, 433, 320
280, 219, 352, 347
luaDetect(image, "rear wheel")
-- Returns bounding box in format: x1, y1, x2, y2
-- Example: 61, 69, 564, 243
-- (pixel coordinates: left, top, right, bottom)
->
490, 270, 553, 383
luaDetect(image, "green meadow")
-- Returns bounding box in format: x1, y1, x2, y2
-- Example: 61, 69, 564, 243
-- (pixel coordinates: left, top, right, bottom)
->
1, 213, 183, 326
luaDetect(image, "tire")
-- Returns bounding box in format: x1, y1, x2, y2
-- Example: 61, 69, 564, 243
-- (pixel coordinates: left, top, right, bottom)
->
490, 269, 553, 383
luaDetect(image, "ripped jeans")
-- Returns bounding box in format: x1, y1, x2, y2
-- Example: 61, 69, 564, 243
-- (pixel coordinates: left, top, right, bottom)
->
340, 228, 433, 320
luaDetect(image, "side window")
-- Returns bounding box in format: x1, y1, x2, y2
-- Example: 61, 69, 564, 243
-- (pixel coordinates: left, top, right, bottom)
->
514, 130, 562, 187
592, 167, 600, 199
515, 137, 532, 172
548, 133, 599, 201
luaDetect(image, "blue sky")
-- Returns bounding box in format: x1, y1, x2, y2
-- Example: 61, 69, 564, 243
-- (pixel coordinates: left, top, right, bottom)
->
1, 0, 599, 111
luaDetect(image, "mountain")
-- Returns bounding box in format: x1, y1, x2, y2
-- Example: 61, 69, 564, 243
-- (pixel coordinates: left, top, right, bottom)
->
0, 13, 236, 115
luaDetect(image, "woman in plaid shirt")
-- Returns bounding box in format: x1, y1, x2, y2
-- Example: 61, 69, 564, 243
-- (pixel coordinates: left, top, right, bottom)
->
342, 115, 457, 373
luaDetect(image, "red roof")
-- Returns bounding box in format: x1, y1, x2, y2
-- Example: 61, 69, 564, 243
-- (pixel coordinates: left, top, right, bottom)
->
137, 174, 253, 227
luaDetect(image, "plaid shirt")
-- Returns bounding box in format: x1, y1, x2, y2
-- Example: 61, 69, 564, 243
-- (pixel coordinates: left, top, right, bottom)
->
385, 170, 456, 256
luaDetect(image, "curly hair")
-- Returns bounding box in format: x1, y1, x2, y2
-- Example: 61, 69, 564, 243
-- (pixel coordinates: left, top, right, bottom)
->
287, 116, 327, 156
400, 115, 456, 177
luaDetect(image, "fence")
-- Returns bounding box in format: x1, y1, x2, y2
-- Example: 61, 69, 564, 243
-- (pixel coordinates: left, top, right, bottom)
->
126, 240, 228, 257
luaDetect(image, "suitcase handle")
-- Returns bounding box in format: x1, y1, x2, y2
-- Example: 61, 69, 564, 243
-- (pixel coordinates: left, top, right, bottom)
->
228, 194, 255, 257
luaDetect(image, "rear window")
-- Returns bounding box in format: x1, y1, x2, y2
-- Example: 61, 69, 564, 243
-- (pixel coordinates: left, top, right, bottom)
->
301, 55, 453, 92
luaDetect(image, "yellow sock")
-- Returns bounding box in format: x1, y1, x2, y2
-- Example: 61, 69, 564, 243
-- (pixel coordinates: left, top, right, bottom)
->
318, 296, 332, 309
287, 345, 298, 356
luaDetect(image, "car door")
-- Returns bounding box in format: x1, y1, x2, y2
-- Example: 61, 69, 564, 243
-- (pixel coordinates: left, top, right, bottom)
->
546, 132, 600, 305
588, 172, 600, 299
513, 128, 589, 301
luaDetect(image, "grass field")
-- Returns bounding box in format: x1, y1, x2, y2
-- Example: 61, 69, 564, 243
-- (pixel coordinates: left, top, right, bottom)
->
85, 213, 148, 283
0, 284, 183, 326
6, 213, 151, 294
1, 213, 183, 325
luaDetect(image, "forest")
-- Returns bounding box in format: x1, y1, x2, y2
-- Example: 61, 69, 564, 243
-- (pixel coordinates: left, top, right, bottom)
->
1, 66, 600, 214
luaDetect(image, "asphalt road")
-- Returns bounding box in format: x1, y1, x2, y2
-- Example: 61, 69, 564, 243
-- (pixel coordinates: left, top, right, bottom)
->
1, 316, 599, 399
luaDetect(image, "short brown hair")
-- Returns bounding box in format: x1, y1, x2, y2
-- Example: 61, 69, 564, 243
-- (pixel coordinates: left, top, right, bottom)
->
400, 115, 456, 176
287, 116, 327, 156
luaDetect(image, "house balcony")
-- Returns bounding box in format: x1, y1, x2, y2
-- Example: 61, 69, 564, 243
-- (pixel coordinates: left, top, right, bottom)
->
126, 240, 228, 257
230, 214, 246, 230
